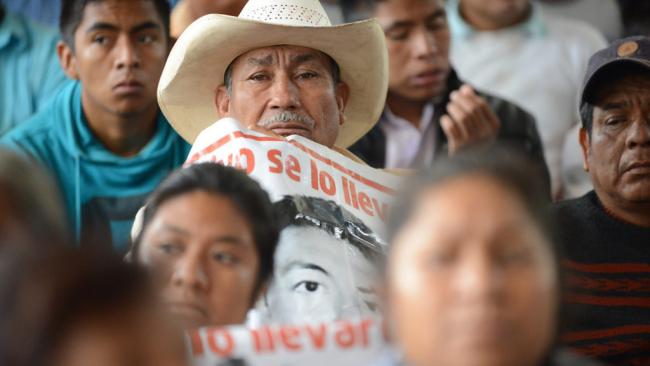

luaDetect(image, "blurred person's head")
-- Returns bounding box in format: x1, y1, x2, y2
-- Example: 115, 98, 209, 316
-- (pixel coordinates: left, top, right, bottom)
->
185, 0, 247, 19
579, 36, 650, 227
0, 149, 69, 249
342, 0, 451, 103
457, 0, 531, 31
132, 163, 278, 328
261, 195, 384, 324
385, 149, 559, 366
58, 0, 171, 118
0, 247, 187, 366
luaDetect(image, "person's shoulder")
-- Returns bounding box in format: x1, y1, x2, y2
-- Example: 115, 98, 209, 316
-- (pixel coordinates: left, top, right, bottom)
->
550, 348, 608, 366
541, 12, 607, 49
551, 191, 597, 222
1, 101, 64, 159
478, 90, 536, 132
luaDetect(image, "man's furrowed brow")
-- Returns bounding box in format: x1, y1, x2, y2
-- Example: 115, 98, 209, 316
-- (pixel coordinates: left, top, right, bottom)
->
247, 55, 274, 66
131, 21, 162, 34
291, 53, 318, 65
86, 22, 119, 33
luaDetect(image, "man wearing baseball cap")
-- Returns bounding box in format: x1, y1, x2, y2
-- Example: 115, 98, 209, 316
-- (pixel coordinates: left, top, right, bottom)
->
552, 36, 650, 366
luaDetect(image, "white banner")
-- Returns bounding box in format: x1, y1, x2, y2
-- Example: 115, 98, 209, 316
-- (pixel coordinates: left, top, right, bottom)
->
186, 118, 402, 240
187, 318, 387, 366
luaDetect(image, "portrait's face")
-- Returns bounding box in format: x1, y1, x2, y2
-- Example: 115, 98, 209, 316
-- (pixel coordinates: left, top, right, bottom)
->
50, 301, 187, 366
387, 175, 557, 366
215, 45, 350, 148
58, 0, 168, 117
262, 226, 379, 324
581, 73, 650, 208
374, 0, 451, 102
138, 191, 260, 329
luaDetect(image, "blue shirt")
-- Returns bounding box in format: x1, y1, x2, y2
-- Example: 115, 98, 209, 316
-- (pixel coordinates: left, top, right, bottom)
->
1, 81, 191, 252
0, 10, 67, 134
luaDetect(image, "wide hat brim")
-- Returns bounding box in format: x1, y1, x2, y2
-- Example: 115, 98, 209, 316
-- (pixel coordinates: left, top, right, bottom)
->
158, 14, 389, 147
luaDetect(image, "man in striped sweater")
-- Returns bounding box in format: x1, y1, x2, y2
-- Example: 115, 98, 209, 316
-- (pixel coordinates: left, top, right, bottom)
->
553, 36, 650, 366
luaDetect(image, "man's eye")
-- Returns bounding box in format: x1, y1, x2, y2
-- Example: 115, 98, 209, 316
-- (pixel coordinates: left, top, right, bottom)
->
293, 280, 320, 293
93, 35, 109, 45
249, 73, 269, 81
297, 72, 318, 79
138, 34, 156, 44
384, 28, 409, 41
213, 252, 239, 265
605, 117, 624, 126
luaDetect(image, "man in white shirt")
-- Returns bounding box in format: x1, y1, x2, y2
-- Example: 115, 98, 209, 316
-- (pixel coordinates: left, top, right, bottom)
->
446, 0, 607, 198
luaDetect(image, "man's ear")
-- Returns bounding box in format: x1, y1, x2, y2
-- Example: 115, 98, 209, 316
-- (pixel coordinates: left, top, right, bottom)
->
335, 82, 350, 126
579, 127, 591, 172
56, 40, 79, 80
215, 85, 231, 117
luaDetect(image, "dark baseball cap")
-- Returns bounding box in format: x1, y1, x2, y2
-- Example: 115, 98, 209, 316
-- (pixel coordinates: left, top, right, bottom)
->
580, 35, 650, 107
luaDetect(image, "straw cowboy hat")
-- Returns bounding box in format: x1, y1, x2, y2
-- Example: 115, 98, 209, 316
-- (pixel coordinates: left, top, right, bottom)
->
157, 0, 389, 148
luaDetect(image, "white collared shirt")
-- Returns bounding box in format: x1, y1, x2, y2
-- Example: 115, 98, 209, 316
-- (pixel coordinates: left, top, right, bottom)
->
379, 103, 436, 169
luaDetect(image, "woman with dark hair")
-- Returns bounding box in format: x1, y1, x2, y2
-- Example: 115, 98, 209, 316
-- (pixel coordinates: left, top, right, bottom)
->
378, 149, 602, 366
131, 163, 279, 328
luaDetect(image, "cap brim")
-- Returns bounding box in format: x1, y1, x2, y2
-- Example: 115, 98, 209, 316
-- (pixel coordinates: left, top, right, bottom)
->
581, 58, 650, 105
158, 14, 388, 147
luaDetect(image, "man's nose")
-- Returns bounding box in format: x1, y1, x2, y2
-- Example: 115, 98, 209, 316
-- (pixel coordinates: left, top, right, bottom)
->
626, 116, 650, 149
413, 28, 437, 60
269, 75, 301, 110
114, 36, 141, 69
171, 253, 209, 290
453, 253, 503, 303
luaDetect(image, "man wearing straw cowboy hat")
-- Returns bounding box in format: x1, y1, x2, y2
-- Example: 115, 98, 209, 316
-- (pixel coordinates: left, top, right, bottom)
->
157, 0, 388, 156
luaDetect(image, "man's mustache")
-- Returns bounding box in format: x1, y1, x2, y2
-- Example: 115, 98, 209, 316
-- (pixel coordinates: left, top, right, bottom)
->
257, 111, 316, 129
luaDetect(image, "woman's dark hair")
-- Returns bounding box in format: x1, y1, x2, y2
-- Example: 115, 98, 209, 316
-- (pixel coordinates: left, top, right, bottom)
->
0, 247, 155, 366
0, 149, 70, 248
60, 0, 171, 50
132, 163, 279, 295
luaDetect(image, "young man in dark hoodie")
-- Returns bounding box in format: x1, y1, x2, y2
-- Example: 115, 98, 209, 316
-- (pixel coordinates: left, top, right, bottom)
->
1, 0, 190, 252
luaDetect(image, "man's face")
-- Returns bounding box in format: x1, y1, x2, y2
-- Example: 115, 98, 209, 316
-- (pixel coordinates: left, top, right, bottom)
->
388, 175, 557, 366
581, 73, 650, 207
60, 0, 169, 117
374, 0, 451, 102
215, 45, 349, 148
138, 191, 261, 329
262, 226, 379, 324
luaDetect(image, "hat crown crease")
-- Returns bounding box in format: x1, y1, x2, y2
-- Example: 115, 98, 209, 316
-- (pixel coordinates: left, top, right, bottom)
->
240, 0, 332, 27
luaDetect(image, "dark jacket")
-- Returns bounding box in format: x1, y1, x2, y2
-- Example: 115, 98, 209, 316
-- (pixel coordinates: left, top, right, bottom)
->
350, 69, 549, 184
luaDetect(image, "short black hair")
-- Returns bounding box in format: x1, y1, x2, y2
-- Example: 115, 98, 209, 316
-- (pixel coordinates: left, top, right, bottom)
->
132, 163, 279, 296
60, 0, 170, 50
580, 62, 650, 135
273, 195, 385, 262
340, 0, 384, 22
223, 53, 341, 93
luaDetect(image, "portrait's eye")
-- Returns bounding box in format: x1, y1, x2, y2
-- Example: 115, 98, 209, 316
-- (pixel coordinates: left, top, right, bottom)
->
293, 280, 321, 293
137, 34, 156, 44
385, 28, 409, 41
297, 71, 318, 80
93, 35, 109, 45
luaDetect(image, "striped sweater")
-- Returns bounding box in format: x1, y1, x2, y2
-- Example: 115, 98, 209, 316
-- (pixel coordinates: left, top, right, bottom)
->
553, 191, 650, 366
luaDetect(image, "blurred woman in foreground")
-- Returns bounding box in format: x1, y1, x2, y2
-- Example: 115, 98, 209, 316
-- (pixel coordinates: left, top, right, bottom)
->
381, 150, 602, 366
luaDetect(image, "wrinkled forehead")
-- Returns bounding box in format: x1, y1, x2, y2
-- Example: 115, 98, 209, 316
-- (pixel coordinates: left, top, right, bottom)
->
230, 45, 335, 71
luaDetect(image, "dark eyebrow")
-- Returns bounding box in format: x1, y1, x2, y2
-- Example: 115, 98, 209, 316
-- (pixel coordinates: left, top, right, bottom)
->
284, 261, 330, 276
160, 224, 245, 246
385, 9, 446, 31
85, 21, 161, 34
291, 53, 317, 65
247, 55, 274, 66
601, 102, 628, 111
